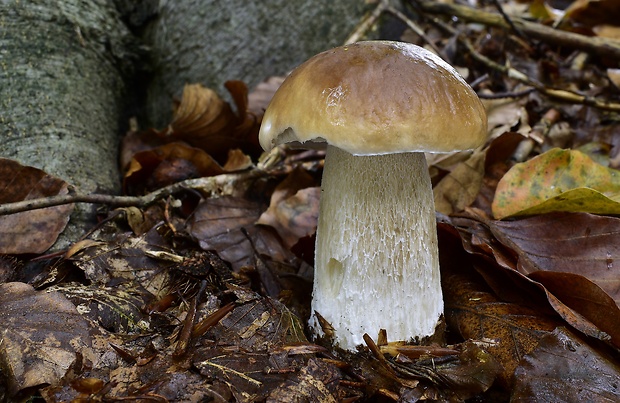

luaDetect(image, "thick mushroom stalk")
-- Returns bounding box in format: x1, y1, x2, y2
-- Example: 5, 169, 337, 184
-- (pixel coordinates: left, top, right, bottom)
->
309, 145, 441, 350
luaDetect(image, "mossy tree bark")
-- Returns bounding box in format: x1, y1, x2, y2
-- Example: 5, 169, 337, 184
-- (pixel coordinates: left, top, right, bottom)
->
0, 0, 371, 250
0, 0, 137, 249
141, 0, 371, 127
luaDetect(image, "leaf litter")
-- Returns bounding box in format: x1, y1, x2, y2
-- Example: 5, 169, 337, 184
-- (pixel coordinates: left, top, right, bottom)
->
3, 0, 620, 401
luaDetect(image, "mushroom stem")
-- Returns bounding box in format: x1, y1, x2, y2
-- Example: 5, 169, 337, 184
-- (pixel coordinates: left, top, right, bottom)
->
309, 145, 442, 350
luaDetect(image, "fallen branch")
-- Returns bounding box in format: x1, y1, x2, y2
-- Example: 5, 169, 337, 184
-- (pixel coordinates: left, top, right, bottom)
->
411, 10, 620, 111
411, 0, 620, 61
0, 169, 265, 216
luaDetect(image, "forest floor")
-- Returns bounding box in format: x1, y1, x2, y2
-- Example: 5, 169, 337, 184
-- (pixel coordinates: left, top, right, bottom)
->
1, 0, 620, 401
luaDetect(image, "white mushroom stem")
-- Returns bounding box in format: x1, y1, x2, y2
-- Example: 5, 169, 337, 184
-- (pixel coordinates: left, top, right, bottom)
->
309, 145, 442, 350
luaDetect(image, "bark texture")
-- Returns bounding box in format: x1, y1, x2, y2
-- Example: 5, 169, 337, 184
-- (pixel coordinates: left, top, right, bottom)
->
0, 0, 137, 248
142, 0, 371, 128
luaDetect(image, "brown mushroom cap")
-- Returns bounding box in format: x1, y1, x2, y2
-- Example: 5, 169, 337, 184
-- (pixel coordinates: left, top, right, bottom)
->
259, 41, 488, 155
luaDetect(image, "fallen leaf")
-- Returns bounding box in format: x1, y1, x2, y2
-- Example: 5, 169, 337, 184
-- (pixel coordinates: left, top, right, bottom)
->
248, 76, 285, 116
512, 327, 620, 402
0, 282, 93, 397
223, 148, 253, 171
257, 168, 319, 248
529, 271, 620, 346
267, 359, 341, 402
442, 264, 559, 386
0, 158, 74, 254
188, 196, 289, 270
561, 0, 620, 29
482, 97, 530, 139
164, 82, 260, 162
492, 148, 620, 219
449, 212, 620, 348
123, 141, 225, 194
71, 226, 173, 299
49, 282, 150, 333
433, 149, 486, 215
488, 213, 620, 306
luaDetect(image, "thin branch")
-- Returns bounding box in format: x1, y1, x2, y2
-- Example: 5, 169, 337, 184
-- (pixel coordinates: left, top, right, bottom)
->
412, 0, 620, 60
0, 169, 265, 216
490, 0, 525, 39
344, 0, 390, 45
425, 16, 620, 111
384, 5, 445, 58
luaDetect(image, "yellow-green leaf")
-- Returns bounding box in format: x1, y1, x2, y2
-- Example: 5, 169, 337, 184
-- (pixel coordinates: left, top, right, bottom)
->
492, 148, 620, 219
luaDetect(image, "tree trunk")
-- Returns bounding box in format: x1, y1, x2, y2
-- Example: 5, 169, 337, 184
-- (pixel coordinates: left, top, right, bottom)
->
141, 0, 371, 128
0, 0, 137, 249
0, 0, 371, 250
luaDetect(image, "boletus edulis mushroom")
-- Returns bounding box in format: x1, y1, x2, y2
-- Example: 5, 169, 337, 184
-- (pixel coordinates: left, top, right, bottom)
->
259, 41, 488, 351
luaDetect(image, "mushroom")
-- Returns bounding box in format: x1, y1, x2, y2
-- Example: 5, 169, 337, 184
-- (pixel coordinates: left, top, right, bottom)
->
259, 41, 488, 351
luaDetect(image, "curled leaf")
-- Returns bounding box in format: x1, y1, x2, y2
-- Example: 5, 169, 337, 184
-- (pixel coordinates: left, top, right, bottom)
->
123, 142, 225, 193
257, 168, 319, 248
163, 82, 260, 161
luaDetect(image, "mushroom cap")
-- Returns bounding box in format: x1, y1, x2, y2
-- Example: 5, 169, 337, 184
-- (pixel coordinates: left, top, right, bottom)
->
259, 41, 488, 155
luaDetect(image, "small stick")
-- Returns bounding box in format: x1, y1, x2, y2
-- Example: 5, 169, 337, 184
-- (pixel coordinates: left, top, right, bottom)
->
173, 280, 208, 358
411, 0, 620, 60
426, 17, 620, 111
344, 0, 389, 45
384, 5, 445, 58
0, 169, 265, 216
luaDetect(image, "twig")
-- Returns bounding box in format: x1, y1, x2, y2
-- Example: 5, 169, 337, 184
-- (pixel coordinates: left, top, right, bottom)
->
384, 5, 445, 58
411, 0, 620, 60
477, 87, 536, 99
0, 169, 265, 216
426, 17, 620, 111
490, 0, 524, 39
173, 279, 208, 359
344, 0, 390, 45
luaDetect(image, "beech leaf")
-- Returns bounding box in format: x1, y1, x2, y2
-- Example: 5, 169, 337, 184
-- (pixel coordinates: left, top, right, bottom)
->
0, 158, 74, 254
512, 327, 620, 402
442, 268, 559, 385
188, 196, 289, 270
257, 168, 319, 248
492, 148, 620, 219
433, 149, 486, 215
488, 213, 620, 307
123, 141, 225, 193
0, 282, 93, 397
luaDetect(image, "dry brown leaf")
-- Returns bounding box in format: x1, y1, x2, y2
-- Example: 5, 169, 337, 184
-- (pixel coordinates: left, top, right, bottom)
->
49, 282, 150, 333
170, 83, 236, 140
529, 271, 620, 346
188, 196, 290, 270
165, 82, 260, 161
512, 327, 620, 402
0, 158, 74, 254
257, 168, 319, 248
123, 141, 225, 193
488, 213, 620, 307
0, 282, 93, 397
433, 149, 486, 215
223, 148, 253, 171
561, 0, 620, 29
257, 187, 320, 249
442, 267, 559, 386
248, 76, 285, 116
447, 212, 620, 348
